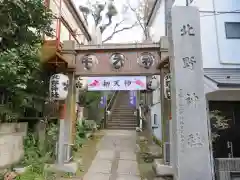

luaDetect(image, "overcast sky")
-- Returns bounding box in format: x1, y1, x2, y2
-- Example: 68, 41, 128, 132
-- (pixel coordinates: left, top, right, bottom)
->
73, 0, 143, 43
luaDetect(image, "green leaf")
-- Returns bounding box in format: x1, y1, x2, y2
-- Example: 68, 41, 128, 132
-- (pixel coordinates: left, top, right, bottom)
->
0, 0, 53, 122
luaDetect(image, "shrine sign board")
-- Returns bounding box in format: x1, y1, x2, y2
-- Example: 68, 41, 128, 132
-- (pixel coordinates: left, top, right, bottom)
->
87, 76, 146, 91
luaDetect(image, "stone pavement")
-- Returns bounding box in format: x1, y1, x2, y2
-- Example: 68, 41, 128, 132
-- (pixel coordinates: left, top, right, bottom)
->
83, 130, 141, 180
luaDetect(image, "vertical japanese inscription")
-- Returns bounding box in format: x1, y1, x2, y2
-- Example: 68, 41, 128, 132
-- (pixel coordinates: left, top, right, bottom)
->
178, 89, 202, 151
180, 24, 195, 36
185, 92, 199, 107
178, 89, 185, 152
187, 132, 203, 148
179, 19, 203, 149
180, 24, 196, 70
182, 56, 196, 70
51, 74, 60, 99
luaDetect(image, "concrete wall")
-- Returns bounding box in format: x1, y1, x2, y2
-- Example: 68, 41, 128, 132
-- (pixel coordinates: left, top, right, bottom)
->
0, 123, 27, 168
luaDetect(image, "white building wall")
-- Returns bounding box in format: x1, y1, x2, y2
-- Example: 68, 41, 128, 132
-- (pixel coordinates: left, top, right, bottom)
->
149, 0, 166, 42
174, 0, 240, 68
148, 0, 240, 141
149, 0, 240, 68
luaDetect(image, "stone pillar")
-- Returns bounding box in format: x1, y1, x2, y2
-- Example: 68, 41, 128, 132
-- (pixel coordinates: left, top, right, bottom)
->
170, 6, 213, 180
62, 40, 76, 161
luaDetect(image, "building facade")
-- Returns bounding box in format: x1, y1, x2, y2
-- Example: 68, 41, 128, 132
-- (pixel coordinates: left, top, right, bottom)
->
41, 0, 92, 64
41, 0, 93, 159
46, 0, 91, 45
146, 0, 240, 164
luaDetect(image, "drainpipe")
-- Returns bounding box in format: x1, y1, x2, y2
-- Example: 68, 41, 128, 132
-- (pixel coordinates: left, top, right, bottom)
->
212, 0, 221, 65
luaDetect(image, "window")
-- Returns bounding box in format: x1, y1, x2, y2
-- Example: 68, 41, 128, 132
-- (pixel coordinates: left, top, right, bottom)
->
225, 22, 240, 39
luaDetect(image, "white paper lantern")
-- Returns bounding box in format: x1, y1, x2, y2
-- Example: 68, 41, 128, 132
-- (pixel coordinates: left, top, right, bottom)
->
164, 74, 171, 100
49, 73, 69, 101
147, 75, 159, 90
76, 76, 87, 90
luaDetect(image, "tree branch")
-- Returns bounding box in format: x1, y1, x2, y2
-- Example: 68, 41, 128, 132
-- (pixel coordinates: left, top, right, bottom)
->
100, 16, 113, 33
99, 1, 118, 34
102, 21, 138, 43
127, 1, 148, 39
84, 0, 105, 27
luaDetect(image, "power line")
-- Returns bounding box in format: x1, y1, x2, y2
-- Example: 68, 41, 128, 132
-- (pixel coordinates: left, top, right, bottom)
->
200, 9, 240, 17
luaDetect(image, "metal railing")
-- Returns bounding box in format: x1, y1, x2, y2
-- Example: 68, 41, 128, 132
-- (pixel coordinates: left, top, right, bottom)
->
106, 91, 118, 111
103, 91, 119, 128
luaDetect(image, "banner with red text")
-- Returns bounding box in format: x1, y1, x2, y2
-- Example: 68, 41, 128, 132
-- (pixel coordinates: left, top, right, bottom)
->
87, 76, 146, 91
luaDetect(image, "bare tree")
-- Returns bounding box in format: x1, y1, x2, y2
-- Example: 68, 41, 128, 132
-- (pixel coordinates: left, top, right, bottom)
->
126, 0, 148, 40
79, 0, 147, 43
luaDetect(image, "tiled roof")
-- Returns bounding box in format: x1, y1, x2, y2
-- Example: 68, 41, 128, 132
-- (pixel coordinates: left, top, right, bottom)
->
204, 68, 240, 86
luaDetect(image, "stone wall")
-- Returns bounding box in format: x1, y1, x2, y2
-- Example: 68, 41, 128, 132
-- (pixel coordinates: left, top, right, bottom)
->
0, 123, 27, 168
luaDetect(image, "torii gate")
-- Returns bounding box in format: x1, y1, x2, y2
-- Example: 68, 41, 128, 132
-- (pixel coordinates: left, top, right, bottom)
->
61, 40, 167, 133
57, 39, 168, 166
56, 6, 213, 180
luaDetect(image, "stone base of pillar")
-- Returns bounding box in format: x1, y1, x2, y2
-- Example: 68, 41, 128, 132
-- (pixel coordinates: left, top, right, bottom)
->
152, 159, 173, 177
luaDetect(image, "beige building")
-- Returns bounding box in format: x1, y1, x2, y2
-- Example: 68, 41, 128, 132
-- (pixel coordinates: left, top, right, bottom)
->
41, 0, 92, 64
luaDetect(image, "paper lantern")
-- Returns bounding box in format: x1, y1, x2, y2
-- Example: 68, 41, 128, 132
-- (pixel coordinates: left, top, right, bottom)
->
76, 76, 87, 90
49, 73, 69, 101
164, 74, 171, 100
147, 75, 159, 90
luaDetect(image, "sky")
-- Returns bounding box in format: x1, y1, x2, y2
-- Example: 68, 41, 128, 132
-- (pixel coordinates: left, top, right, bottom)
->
73, 0, 143, 43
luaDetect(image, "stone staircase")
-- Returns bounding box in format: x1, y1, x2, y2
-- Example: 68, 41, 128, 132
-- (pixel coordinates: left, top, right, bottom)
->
107, 91, 137, 130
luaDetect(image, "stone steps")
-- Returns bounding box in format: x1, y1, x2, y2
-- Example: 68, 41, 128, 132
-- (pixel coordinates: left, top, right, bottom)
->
107, 91, 137, 130
111, 114, 134, 117
108, 122, 137, 126
112, 110, 134, 112
106, 126, 136, 130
